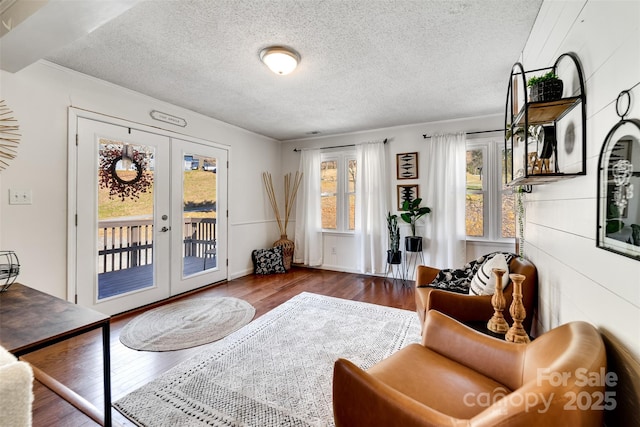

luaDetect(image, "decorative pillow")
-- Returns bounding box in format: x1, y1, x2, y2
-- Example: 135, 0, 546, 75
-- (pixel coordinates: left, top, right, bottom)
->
469, 253, 510, 296
252, 246, 286, 275
421, 258, 481, 294
418, 252, 518, 294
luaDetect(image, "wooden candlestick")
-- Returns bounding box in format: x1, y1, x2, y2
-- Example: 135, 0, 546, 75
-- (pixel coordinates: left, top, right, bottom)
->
505, 273, 530, 343
487, 268, 509, 334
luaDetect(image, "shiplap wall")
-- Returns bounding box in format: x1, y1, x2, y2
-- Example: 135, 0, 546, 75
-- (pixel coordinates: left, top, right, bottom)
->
521, 2, 640, 424
521, 0, 640, 356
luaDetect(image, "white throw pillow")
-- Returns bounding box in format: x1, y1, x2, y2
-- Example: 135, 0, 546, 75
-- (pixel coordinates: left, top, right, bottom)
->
469, 253, 510, 296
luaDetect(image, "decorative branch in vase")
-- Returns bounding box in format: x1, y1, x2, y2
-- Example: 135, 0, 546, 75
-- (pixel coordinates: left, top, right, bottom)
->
262, 171, 303, 269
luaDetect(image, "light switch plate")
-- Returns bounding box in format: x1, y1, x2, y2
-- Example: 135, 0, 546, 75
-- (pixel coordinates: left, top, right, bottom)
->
9, 189, 32, 205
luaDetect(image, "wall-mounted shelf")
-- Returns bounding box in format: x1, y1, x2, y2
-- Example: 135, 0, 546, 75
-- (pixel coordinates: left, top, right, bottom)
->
508, 172, 581, 187
505, 53, 587, 186
514, 96, 582, 126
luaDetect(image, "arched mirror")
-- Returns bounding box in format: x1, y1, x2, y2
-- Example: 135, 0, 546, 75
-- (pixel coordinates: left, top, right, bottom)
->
597, 91, 640, 260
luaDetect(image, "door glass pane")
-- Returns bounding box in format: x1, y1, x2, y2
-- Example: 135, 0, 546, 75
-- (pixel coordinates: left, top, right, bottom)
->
97, 140, 155, 300
321, 160, 337, 229
182, 154, 217, 276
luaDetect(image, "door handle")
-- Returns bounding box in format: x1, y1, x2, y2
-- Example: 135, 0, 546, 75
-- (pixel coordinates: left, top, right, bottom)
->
160, 226, 171, 232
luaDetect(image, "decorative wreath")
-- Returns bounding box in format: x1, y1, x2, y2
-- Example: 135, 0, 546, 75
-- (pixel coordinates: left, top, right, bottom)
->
99, 145, 152, 201
0, 100, 21, 171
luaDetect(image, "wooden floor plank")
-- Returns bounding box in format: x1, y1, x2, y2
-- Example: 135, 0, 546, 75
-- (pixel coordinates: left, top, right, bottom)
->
22, 267, 415, 426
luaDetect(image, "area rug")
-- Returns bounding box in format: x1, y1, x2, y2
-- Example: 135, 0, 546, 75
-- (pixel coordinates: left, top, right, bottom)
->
114, 292, 421, 426
119, 297, 255, 351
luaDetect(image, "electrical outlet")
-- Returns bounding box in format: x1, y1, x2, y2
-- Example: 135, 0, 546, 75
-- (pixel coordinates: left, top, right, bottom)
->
9, 189, 32, 205
331, 247, 337, 255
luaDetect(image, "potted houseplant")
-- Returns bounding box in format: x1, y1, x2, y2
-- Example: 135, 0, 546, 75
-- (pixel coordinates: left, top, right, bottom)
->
386, 212, 402, 264
400, 198, 431, 252
528, 71, 563, 102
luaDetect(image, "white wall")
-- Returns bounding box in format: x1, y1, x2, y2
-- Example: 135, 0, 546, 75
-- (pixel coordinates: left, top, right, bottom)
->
0, 61, 281, 299
281, 114, 515, 276
519, 0, 640, 361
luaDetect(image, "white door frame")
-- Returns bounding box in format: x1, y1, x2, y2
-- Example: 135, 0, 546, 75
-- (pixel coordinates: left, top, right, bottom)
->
67, 108, 230, 310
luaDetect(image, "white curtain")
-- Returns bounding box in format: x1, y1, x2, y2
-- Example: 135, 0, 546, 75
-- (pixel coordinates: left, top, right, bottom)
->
424, 133, 467, 268
293, 149, 323, 266
355, 141, 389, 274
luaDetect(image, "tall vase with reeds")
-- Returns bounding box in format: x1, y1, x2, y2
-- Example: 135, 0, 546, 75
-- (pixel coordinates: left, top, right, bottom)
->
262, 171, 303, 269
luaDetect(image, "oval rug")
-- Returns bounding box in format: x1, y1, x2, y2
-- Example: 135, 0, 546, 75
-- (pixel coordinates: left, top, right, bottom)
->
120, 297, 255, 351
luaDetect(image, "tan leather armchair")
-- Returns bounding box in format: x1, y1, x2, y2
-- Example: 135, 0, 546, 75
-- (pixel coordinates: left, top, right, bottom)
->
415, 256, 538, 334
333, 310, 607, 427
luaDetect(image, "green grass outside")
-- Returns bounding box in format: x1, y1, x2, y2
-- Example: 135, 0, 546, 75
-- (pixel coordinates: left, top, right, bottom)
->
99, 169, 217, 219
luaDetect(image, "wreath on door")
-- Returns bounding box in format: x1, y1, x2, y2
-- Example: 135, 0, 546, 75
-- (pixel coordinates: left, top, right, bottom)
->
99, 145, 152, 201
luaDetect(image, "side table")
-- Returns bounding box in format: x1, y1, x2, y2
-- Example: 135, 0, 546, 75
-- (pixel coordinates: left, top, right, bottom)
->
0, 283, 112, 426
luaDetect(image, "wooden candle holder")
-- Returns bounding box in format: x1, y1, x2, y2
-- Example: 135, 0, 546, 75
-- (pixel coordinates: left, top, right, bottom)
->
487, 268, 509, 334
505, 273, 530, 343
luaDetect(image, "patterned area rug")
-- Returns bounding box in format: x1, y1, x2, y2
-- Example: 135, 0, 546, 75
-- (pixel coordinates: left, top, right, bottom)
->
119, 297, 255, 351
114, 292, 421, 426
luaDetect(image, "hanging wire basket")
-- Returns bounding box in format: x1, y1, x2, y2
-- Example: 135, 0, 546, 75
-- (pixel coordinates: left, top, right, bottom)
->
0, 251, 20, 292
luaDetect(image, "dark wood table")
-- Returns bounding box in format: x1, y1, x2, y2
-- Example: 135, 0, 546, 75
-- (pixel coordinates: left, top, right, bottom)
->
0, 283, 112, 426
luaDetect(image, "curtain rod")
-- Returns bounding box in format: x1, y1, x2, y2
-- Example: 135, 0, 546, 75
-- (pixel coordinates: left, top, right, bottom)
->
422, 129, 503, 139
293, 138, 387, 152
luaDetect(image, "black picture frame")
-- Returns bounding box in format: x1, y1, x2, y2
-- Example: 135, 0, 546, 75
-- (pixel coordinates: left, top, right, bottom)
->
397, 184, 419, 210
396, 152, 418, 179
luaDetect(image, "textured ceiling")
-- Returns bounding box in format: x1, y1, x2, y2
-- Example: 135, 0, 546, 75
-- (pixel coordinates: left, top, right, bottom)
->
45, 0, 542, 141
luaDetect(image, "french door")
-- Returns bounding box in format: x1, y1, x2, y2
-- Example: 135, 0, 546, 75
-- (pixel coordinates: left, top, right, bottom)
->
170, 137, 227, 295
74, 115, 227, 315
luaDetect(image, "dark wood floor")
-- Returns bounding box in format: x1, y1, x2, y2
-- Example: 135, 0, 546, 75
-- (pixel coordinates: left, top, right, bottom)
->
22, 267, 416, 426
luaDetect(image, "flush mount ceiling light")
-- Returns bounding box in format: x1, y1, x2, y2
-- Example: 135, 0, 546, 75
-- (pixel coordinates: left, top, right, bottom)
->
259, 46, 300, 75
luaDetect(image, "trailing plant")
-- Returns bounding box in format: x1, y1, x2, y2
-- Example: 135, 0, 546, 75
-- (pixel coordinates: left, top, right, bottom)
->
400, 198, 431, 236
386, 212, 400, 253
514, 186, 526, 257
505, 124, 539, 142
527, 71, 559, 87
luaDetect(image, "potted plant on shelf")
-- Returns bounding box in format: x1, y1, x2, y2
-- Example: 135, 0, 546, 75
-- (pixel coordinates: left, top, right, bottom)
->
386, 212, 402, 264
400, 198, 431, 252
528, 71, 563, 102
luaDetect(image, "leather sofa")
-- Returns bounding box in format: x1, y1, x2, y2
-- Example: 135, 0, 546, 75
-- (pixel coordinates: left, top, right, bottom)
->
415, 255, 538, 334
333, 310, 607, 427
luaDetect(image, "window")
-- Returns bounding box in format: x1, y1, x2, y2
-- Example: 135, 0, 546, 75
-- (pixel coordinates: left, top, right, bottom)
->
321, 151, 356, 232
466, 138, 515, 241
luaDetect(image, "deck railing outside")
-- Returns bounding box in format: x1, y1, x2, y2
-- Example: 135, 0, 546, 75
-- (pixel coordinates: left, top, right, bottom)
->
98, 217, 216, 274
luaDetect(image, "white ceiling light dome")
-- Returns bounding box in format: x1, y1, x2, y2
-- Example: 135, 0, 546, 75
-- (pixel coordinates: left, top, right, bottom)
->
259, 46, 300, 76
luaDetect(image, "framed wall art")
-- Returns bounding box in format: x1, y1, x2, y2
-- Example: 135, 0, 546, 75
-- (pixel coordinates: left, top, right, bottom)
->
397, 184, 419, 210
396, 152, 418, 179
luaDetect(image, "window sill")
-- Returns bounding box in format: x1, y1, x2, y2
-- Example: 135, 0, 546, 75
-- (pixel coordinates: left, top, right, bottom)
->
466, 237, 515, 245
322, 230, 355, 237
